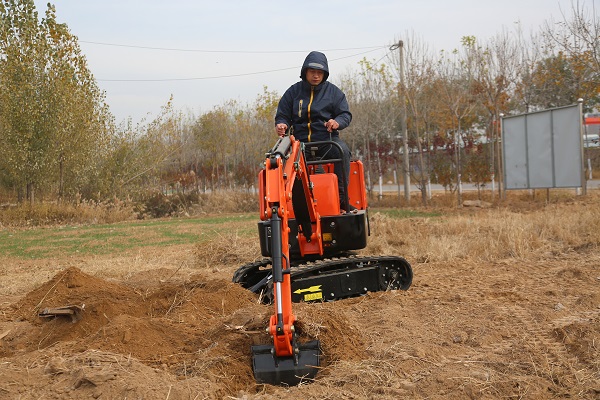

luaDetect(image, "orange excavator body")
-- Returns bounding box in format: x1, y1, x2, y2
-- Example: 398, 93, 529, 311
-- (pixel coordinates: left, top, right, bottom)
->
244, 134, 412, 385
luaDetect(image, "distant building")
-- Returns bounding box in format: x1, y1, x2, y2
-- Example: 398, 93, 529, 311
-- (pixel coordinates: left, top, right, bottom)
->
584, 113, 600, 148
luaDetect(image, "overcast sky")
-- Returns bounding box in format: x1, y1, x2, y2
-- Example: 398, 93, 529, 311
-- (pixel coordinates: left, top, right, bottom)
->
31, 0, 586, 124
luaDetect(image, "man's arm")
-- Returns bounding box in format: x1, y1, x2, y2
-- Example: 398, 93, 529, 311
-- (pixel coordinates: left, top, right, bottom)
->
275, 88, 294, 136
332, 89, 352, 130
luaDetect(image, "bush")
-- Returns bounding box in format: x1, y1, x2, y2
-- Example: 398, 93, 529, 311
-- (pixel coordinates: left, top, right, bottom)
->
137, 191, 259, 219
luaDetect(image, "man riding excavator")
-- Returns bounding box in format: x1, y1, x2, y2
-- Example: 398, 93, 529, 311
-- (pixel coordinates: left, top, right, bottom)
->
275, 51, 354, 212
232, 51, 413, 386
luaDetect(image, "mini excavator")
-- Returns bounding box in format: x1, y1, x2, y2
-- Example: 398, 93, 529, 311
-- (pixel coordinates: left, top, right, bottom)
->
233, 133, 413, 386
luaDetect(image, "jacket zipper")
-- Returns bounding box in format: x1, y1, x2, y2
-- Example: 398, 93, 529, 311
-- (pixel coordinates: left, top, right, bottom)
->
307, 86, 314, 142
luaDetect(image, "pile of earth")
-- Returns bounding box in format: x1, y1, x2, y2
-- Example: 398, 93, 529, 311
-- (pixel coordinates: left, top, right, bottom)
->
0, 266, 366, 399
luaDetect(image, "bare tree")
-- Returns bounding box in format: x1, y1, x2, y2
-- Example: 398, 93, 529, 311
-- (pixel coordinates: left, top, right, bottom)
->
544, 0, 600, 75
340, 59, 396, 199
388, 32, 437, 206
472, 29, 521, 197
434, 37, 480, 205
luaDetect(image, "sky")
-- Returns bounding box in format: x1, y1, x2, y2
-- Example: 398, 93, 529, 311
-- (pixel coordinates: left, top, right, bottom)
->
30, 0, 589, 124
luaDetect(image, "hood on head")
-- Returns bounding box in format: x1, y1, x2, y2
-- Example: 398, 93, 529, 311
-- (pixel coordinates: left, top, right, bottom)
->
300, 51, 329, 82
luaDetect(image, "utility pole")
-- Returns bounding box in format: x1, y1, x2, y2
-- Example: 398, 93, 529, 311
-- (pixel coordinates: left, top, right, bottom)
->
498, 113, 504, 200
396, 40, 411, 202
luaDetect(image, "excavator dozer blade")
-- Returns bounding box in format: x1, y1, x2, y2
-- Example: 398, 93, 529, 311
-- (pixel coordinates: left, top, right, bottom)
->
251, 340, 321, 385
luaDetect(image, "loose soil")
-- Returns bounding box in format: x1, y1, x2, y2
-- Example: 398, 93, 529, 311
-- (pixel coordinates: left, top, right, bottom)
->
0, 199, 599, 399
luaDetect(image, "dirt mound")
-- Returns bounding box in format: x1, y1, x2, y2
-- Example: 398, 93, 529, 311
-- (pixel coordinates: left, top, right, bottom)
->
0, 267, 367, 398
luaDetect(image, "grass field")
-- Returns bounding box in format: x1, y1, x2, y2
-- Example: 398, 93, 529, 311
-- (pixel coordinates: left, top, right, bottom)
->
0, 208, 441, 259
0, 214, 257, 258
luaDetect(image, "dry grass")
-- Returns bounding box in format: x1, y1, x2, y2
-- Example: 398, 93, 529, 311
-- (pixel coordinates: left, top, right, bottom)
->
1, 190, 599, 399
0, 191, 259, 227
0, 198, 138, 227
194, 230, 261, 271
366, 192, 600, 263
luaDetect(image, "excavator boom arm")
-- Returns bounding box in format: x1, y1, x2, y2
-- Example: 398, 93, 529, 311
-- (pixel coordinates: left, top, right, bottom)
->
253, 135, 321, 384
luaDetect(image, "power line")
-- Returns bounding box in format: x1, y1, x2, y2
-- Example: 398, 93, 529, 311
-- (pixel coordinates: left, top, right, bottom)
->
98, 66, 297, 82
80, 40, 386, 54
96, 47, 386, 82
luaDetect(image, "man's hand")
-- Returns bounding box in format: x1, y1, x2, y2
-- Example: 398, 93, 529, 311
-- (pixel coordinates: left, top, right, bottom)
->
276, 123, 288, 137
324, 119, 339, 132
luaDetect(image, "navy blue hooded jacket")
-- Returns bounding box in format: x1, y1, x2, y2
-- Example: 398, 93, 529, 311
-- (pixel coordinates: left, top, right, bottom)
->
275, 51, 352, 142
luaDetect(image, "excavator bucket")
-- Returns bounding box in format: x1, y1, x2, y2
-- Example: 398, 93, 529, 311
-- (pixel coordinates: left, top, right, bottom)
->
251, 340, 321, 385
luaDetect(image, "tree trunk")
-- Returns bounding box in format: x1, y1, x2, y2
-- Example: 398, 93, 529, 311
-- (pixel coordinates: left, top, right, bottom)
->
58, 158, 64, 203
415, 126, 428, 206
27, 182, 34, 205
455, 120, 463, 206
364, 135, 373, 197
375, 135, 383, 200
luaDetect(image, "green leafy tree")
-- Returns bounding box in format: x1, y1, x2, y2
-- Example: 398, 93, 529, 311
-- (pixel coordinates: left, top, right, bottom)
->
0, 1, 109, 203
107, 97, 185, 198
43, 4, 108, 200
0, 0, 49, 202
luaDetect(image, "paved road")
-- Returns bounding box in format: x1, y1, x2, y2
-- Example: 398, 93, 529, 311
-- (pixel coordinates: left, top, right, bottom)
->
376, 180, 600, 193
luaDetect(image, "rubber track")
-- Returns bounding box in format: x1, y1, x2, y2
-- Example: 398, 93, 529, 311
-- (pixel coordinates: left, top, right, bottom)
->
233, 255, 413, 304
232, 258, 271, 285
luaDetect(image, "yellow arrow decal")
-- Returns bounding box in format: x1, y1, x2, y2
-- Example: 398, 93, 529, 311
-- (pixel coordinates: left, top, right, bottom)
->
293, 285, 322, 294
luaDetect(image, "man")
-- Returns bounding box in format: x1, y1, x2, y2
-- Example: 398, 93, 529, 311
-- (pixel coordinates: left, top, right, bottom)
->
275, 51, 355, 211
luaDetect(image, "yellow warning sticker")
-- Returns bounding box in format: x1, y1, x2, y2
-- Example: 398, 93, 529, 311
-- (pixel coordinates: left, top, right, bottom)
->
294, 285, 323, 302
304, 292, 323, 301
